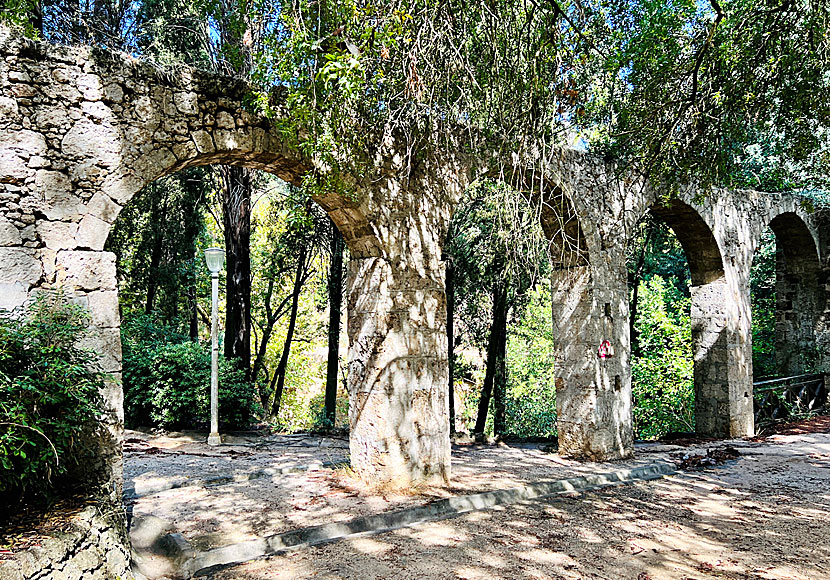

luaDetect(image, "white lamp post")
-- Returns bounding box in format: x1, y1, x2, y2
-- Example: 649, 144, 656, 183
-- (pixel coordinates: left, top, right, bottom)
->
204, 247, 225, 446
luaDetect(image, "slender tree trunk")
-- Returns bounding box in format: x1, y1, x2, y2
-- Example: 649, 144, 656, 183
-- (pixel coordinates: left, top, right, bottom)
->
220, 166, 252, 380
271, 246, 308, 420
324, 222, 344, 427
493, 303, 508, 436
474, 280, 508, 434
630, 221, 655, 358
144, 232, 164, 315
446, 258, 456, 435
188, 279, 199, 341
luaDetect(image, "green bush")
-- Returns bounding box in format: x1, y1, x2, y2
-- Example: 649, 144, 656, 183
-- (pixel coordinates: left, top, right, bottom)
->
122, 315, 260, 430
0, 294, 106, 503
505, 284, 557, 438
631, 276, 695, 439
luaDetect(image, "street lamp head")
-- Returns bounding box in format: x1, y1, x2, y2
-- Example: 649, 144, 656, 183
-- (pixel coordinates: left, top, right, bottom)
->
204, 247, 225, 273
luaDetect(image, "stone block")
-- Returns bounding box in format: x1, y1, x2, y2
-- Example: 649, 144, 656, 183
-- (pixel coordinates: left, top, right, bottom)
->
61, 119, 122, 168
0, 95, 19, 117
35, 170, 83, 221
87, 289, 120, 328
78, 326, 121, 372
37, 220, 79, 250
0, 247, 41, 284
0, 559, 23, 580
0, 129, 47, 156
71, 547, 102, 572
174, 91, 198, 115
56, 250, 116, 290
103, 83, 123, 103
102, 172, 145, 205
216, 111, 235, 129
191, 129, 214, 154
75, 214, 111, 250
0, 149, 32, 183
0, 281, 28, 312
0, 215, 22, 245
78, 73, 103, 101
85, 192, 122, 224
81, 101, 114, 121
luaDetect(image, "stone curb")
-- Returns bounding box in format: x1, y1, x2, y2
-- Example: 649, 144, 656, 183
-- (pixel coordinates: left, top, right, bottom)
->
124, 460, 349, 499
183, 460, 676, 577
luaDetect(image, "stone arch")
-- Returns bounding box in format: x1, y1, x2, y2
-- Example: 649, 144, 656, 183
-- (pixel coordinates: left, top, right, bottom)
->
91, 117, 382, 261
647, 198, 733, 436
764, 211, 823, 375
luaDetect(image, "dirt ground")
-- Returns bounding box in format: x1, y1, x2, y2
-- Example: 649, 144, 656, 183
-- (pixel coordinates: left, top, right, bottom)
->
126, 431, 671, 551
200, 430, 830, 580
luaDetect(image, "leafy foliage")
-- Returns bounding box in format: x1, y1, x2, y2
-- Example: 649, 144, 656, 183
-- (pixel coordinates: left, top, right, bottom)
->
630, 276, 695, 439
0, 294, 106, 503
448, 180, 549, 350
504, 283, 557, 438
122, 315, 259, 430
750, 227, 777, 378
106, 169, 209, 322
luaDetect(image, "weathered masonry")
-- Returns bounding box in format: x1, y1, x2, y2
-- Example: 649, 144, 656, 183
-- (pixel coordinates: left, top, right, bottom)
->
2, 25, 829, 503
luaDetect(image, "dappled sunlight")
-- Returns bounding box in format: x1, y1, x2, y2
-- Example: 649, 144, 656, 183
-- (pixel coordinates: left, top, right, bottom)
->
199, 432, 830, 579
346, 537, 395, 555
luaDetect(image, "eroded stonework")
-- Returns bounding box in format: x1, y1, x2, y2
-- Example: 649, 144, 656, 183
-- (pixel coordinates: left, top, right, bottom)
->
1, 24, 828, 503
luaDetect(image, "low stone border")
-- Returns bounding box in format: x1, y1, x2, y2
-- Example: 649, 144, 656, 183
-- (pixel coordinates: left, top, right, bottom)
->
125, 460, 348, 499
179, 461, 675, 577
0, 504, 132, 580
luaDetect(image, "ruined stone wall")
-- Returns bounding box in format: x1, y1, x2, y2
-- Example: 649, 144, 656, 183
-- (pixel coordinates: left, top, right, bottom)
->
0, 24, 459, 491
0, 505, 132, 580
1, 21, 827, 503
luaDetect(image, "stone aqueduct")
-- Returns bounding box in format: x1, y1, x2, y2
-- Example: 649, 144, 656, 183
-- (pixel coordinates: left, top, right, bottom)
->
2, 26, 829, 494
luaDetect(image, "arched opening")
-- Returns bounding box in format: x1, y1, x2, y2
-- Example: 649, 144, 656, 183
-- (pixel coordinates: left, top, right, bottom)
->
630, 199, 730, 438
444, 178, 554, 439
106, 160, 354, 550
444, 169, 627, 459
766, 213, 823, 376
749, 212, 825, 426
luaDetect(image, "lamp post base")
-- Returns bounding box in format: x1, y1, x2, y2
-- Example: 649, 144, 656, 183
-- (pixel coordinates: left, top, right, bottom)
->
207, 432, 222, 446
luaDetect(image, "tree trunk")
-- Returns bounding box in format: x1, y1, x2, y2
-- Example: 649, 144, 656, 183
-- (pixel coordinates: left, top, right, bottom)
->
188, 279, 199, 341
493, 303, 508, 436
219, 165, 252, 380
144, 229, 164, 315
271, 246, 308, 420
324, 222, 344, 427
474, 280, 508, 434
630, 221, 654, 358
446, 258, 456, 435
28, 1, 44, 35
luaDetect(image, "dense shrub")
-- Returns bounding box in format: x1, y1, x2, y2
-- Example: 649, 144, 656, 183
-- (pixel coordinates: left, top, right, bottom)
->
505, 284, 557, 438
631, 277, 695, 439
122, 315, 260, 430
0, 294, 106, 503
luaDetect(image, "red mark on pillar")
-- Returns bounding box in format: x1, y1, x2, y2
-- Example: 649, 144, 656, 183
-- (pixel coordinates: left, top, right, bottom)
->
598, 340, 614, 359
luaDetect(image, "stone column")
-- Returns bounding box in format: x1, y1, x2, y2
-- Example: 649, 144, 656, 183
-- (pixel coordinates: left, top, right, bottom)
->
345, 256, 450, 487
691, 278, 754, 438
553, 265, 633, 460
774, 248, 822, 375
54, 251, 125, 499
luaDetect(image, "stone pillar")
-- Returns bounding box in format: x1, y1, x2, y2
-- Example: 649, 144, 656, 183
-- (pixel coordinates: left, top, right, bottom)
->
691, 279, 754, 438
774, 248, 821, 375
345, 256, 450, 487
553, 266, 633, 460
54, 251, 125, 499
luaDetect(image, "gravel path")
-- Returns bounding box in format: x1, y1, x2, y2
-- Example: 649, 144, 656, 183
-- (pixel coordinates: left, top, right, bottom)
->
204, 432, 830, 580
125, 431, 678, 551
